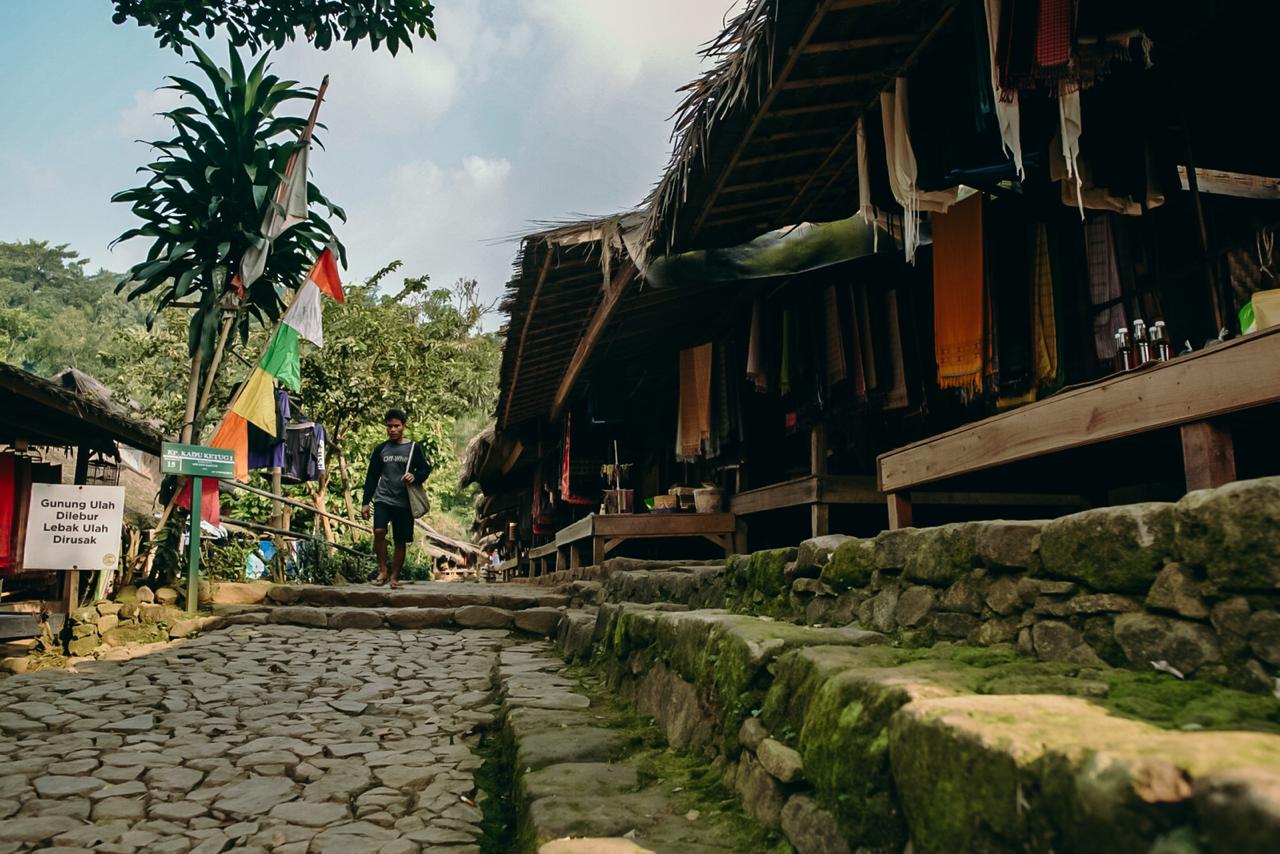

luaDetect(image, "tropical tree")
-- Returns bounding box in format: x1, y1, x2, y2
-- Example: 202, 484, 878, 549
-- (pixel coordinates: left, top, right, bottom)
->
110, 0, 437, 55
111, 45, 345, 442
300, 266, 500, 531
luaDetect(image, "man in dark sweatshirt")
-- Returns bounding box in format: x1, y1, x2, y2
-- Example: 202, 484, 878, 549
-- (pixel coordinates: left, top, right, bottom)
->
361, 408, 431, 588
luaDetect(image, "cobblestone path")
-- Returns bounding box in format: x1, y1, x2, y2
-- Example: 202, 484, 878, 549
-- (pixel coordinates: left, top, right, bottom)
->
0, 625, 506, 853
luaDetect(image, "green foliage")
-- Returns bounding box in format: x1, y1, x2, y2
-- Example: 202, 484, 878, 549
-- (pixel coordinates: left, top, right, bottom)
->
111, 0, 437, 55
201, 534, 256, 582
111, 44, 346, 377
301, 270, 500, 531
0, 240, 148, 376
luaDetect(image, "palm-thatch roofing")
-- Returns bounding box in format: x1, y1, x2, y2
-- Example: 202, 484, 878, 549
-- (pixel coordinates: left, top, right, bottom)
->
645, 0, 958, 255
0, 363, 167, 454
494, 216, 638, 431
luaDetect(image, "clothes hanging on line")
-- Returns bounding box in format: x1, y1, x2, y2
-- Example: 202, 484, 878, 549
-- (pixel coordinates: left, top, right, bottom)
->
1084, 215, 1127, 362
823, 285, 848, 387
247, 388, 291, 470
746, 299, 768, 393
281, 421, 327, 484
1031, 223, 1062, 395
932, 194, 988, 399
676, 343, 714, 462
560, 411, 598, 506
883, 289, 911, 410
988, 199, 1033, 401
880, 78, 959, 263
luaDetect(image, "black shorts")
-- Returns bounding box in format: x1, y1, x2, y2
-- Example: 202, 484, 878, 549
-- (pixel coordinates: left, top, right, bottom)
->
373, 503, 414, 544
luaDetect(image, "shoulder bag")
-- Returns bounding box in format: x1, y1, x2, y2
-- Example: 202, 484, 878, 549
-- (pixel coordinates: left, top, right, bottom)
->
405, 441, 431, 518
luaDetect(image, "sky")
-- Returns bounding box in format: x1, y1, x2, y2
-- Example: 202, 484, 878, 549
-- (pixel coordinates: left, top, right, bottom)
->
0, 0, 739, 312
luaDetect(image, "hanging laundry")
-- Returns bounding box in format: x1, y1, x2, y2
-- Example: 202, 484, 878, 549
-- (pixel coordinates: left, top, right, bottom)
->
932, 194, 988, 399
175, 477, 221, 526
560, 411, 598, 505
880, 78, 958, 263
823, 285, 848, 387
856, 117, 877, 230
246, 388, 290, 471
778, 311, 793, 397
745, 299, 768, 393
983, 0, 1025, 178
846, 283, 868, 403
883, 290, 911, 410
1030, 224, 1062, 394
676, 344, 713, 462
988, 200, 1033, 401
282, 420, 327, 484
1084, 215, 1128, 362
856, 284, 879, 393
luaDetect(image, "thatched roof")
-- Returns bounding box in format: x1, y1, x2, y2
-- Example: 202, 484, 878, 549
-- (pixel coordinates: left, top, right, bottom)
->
644, 0, 958, 255
0, 362, 167, 454
458, 423, 495, 489
493, 215, 638, 430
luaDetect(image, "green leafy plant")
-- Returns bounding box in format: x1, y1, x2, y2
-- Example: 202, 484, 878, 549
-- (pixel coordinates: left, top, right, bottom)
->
110, 0, 437, 55
111, 44, 346, 440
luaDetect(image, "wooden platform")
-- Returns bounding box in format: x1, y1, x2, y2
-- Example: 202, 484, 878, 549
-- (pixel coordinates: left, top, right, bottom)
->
528, 512, 738, 574
877, 327, 1280, 528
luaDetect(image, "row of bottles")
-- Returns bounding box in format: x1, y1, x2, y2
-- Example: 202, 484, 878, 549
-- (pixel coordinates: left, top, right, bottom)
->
1114, 319, 1172, 371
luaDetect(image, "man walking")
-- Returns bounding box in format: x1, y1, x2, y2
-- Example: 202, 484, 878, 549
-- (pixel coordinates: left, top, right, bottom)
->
361, 408, 431, 588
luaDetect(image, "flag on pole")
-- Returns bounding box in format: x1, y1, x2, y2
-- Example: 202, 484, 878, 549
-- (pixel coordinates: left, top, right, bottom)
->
239, 144, 310, 291
237, 75, 330, 293
205, 248, 344, 482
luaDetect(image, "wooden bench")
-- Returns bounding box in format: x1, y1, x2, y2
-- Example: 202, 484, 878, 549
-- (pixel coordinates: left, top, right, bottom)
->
877, 326, 1280, 528
553, 512, 738, 568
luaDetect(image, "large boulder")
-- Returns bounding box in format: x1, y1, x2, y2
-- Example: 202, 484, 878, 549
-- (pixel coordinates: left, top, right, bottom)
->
1175, 476, 1280, 590
1039, 503, 1176, 593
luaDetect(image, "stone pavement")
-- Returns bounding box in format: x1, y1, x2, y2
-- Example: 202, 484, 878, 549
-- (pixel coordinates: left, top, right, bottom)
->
0, 625, 507, 853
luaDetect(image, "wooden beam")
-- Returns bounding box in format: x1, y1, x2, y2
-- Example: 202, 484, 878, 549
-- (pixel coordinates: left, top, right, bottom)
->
706, 194, 800, 217
764, 100, 862, 119
551, 265, 637, 421
501, 248, 556, 429
739, 147, 834, 167
780, 72, 883, 90
690, 0, 837, 240
877, 327, 1280, 493
1181, 420, 1237, 491
803, 33, 922, 53
782, 3, 958, 225
731, 476, 821, 515
830, 0, 899, 9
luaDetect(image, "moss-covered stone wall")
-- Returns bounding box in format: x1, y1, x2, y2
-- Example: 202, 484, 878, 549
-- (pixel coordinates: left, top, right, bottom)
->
727, 476, 1280, 694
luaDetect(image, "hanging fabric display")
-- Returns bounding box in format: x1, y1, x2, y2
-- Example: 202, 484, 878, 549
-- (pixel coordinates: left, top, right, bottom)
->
676, 344, 713, 462
1084, 215, 1127, 361
880, 78, 958, 263
932, 194, 988, 399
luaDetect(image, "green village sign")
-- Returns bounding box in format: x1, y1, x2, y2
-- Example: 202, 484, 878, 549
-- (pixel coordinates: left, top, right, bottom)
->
161, 443, 236, 479
161, 442, 234, 611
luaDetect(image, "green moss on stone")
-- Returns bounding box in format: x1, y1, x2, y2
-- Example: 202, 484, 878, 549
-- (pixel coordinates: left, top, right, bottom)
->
1038, 503, 1176, 593
821, 539, 876, 592
1099, 670, 1280, 731
1175, 476, 1280, 590
101, 623, 170, 647
902, 524, 982, 586
748, 548, 796, 598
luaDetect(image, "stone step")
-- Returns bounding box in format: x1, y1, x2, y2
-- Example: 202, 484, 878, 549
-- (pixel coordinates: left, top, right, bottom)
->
494, 641, 785, 853
580, 604, 1280, 853
215, 603, 567, 636
264, 582, 571, 611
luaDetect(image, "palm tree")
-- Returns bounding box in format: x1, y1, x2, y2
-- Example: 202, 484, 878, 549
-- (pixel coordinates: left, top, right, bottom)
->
112, 44, 345, 441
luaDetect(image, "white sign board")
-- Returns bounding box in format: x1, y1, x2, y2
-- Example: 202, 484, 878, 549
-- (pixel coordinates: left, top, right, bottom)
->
22, 484, 126, 571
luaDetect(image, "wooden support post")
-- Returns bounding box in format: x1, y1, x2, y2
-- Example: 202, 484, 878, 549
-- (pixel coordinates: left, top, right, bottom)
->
887, 492, 912, 530
734, 519, 749, 555
1181, 420, 1237, 492
592, 536, 606, 567
811, 503, 831, 538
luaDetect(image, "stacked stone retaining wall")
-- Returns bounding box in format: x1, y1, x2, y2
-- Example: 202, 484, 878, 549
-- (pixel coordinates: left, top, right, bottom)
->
727, 476, 1280, 693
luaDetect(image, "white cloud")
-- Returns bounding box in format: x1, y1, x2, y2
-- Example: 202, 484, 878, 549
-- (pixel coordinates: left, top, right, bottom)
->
114, 87, 185, 139
528, 0, 740, 96
342, 154, 517, 302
